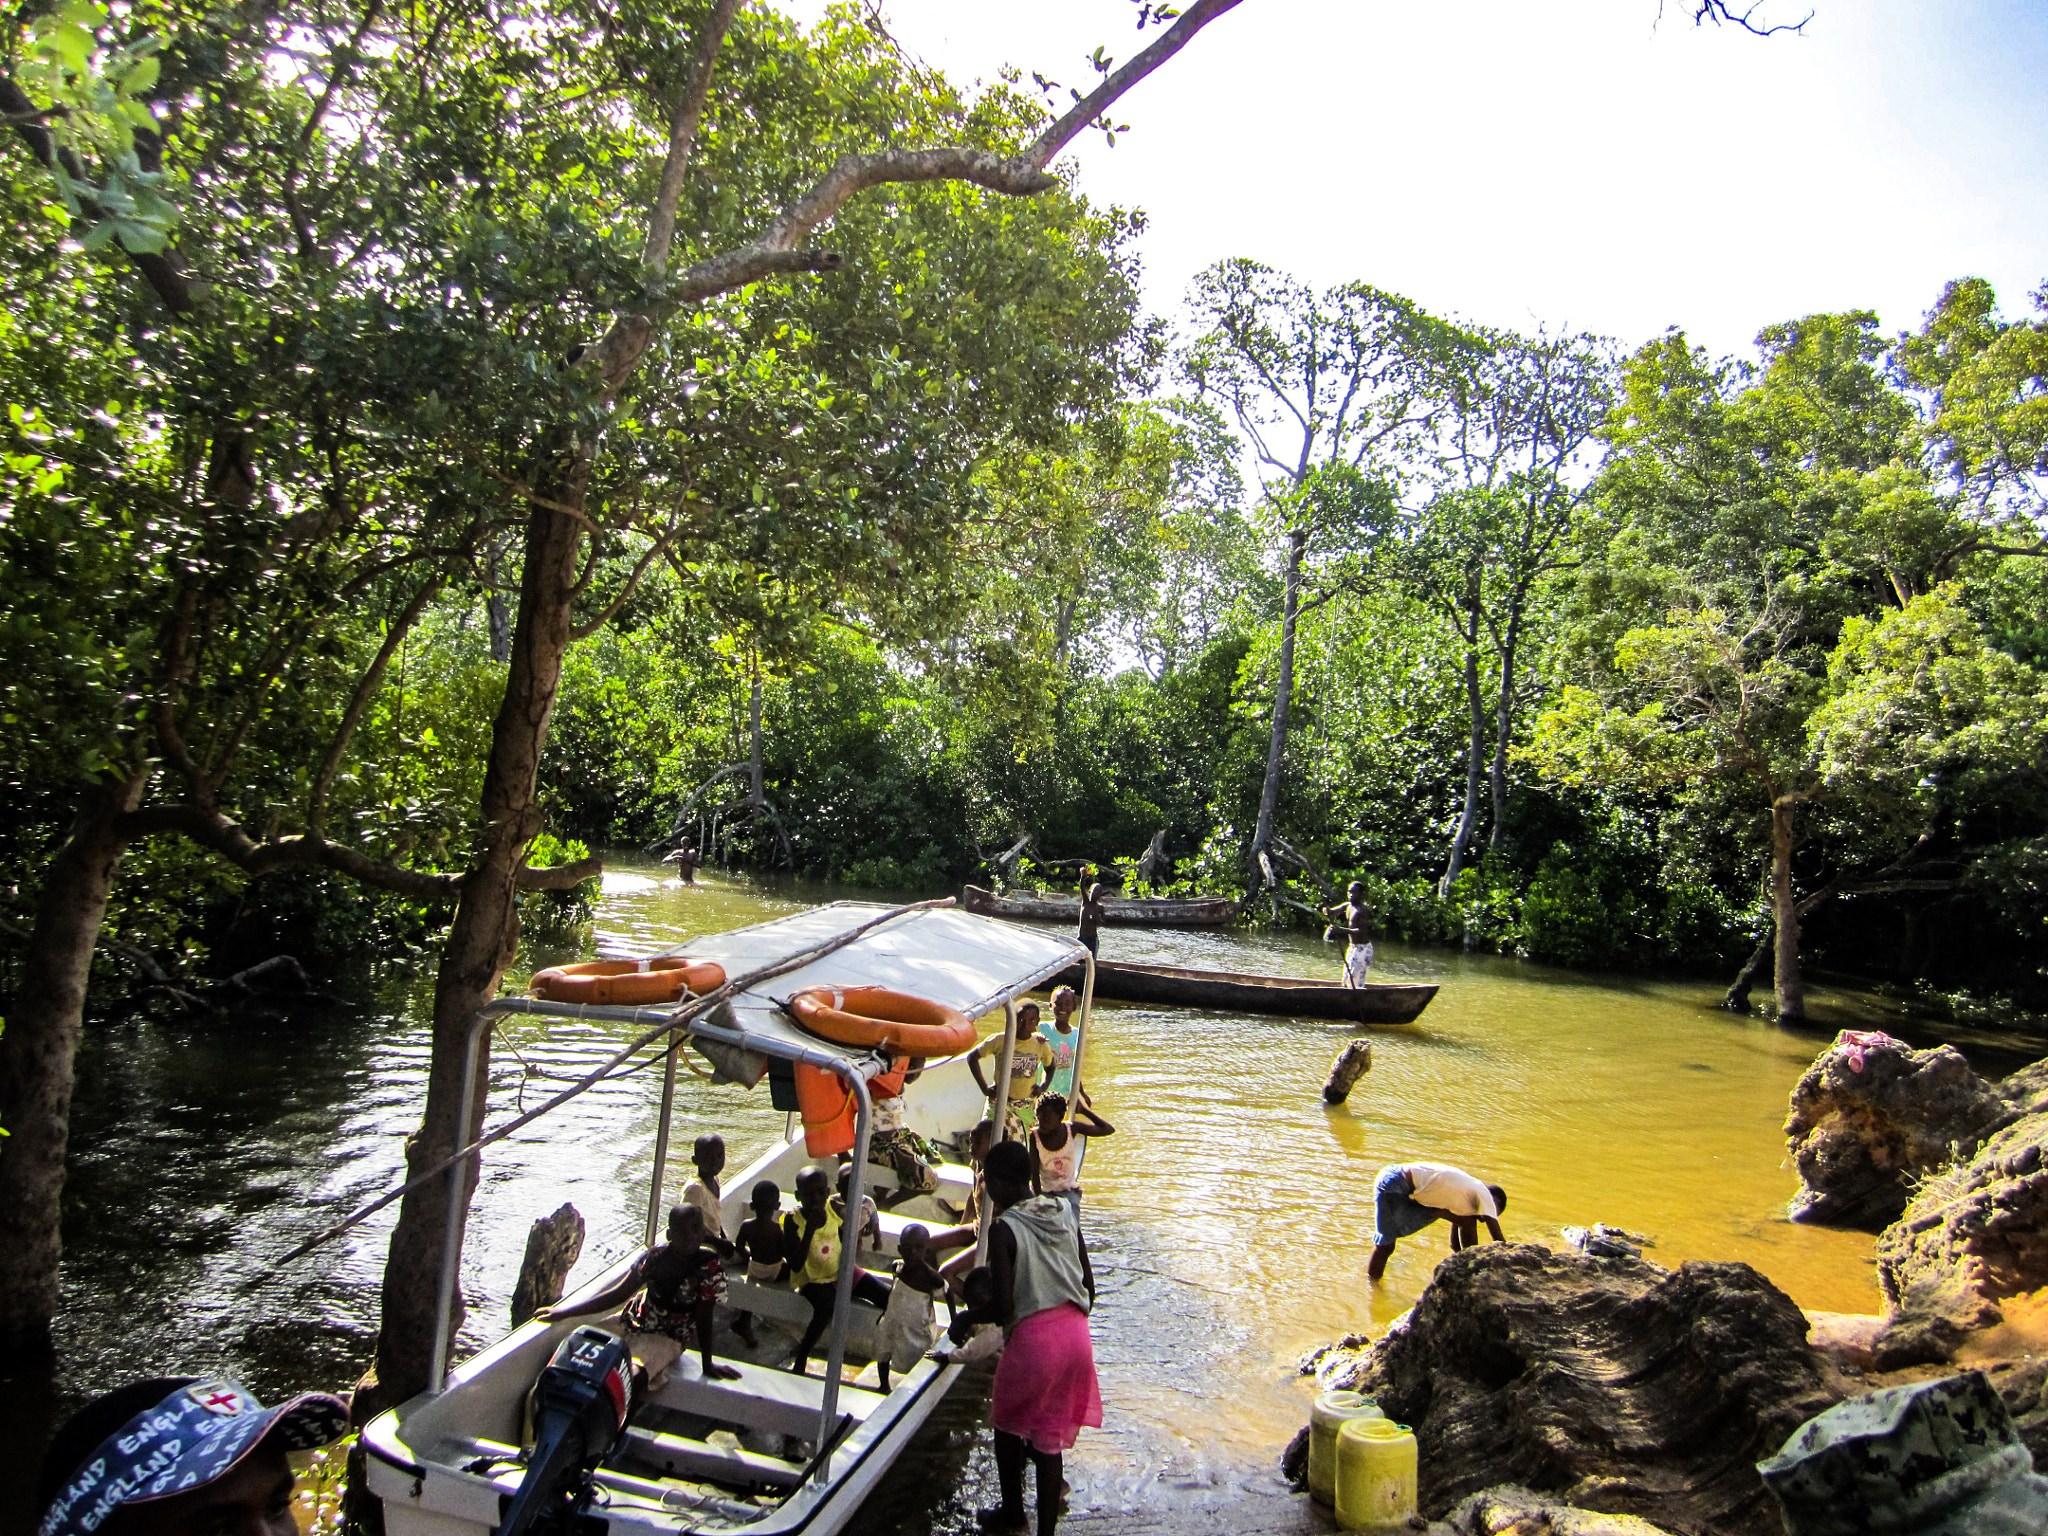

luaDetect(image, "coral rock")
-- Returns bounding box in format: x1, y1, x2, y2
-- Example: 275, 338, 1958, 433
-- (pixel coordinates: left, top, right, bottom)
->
1441, 1484, 1680, 1535
1872, 1073, 2048, 1363
1783, 1033, 2018, 1231
1349, 1245, 1843, 1535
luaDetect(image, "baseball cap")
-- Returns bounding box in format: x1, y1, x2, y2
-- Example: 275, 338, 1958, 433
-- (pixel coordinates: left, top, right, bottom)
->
38, 1375, 350, 1536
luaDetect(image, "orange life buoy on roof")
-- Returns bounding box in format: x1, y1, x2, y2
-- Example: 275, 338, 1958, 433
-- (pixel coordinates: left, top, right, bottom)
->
785, 986, 976, 1057
530, 956, 725, 1006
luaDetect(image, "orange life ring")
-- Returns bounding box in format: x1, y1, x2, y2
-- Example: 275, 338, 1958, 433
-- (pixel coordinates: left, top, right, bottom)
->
529, 956, 725, 1006
785, 986, 976, 1057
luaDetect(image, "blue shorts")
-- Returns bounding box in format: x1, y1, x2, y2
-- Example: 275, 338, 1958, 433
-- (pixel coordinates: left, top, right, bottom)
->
1372, 1166, 1444, 1247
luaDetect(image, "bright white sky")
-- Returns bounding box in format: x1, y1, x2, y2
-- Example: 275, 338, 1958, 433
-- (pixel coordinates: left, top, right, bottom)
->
769, 0, 2048, 361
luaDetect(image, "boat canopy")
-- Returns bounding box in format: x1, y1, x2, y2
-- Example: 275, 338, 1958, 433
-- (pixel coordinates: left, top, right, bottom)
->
657, 901, 1084, 1066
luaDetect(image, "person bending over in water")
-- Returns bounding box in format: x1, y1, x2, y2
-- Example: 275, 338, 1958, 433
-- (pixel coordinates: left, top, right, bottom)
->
1323, 881, 1377, 989
784, 1166, 891, 1375
1028, 1092, 1113, 1217
539, 1202, 741, 1385
1366, 1161, 1506, 1281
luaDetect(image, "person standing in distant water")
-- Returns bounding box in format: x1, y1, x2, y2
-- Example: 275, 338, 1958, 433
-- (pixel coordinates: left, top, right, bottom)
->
664, 844, 701, 884
1323, 880, 1376, 989
1076, 882, 1105, 958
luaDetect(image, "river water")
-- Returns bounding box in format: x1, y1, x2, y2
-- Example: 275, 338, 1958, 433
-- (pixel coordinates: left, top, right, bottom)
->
19, 865, 2038, 1532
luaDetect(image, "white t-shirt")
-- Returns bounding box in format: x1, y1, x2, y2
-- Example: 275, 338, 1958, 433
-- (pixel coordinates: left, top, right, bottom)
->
681, 1176, 724, 1239
1403, 1162, 1497, 1219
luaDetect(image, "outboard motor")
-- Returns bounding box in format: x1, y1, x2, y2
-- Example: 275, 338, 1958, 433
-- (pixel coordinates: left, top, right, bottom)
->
497, 1326, 633, 1536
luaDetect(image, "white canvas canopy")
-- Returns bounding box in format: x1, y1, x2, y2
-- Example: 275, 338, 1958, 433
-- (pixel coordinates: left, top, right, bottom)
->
671, 902, 1084, 1062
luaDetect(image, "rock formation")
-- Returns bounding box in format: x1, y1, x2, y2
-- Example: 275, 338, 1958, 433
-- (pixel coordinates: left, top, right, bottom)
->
1345, 1245, 1844, 1535
509, 1201, 585, 1326
1871, 1096, 2048, 1367
1782, 1032, 2033, 1231
1438, 1486, 1680, 1535
1323, 1039, 1372, 1105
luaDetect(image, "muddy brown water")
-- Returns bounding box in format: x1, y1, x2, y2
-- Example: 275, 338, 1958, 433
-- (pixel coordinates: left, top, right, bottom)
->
10, 865, 2034, 1533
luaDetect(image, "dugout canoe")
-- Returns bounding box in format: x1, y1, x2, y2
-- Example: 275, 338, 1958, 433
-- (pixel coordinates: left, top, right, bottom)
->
1052, 959, 1438, 1024
962, 883, 1238, 928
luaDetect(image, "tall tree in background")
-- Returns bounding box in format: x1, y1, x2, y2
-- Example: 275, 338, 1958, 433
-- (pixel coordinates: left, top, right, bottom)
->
1179, 262, 1477, 884
366, 0, 1245, 1403
1398, 330, 1611, 890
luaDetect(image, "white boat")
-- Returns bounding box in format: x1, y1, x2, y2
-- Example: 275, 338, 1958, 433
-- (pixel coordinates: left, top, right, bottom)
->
361, 901, 1094, 1535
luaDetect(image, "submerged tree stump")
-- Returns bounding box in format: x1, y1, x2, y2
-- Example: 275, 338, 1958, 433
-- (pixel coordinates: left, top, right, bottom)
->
510, 1203, 585, 1327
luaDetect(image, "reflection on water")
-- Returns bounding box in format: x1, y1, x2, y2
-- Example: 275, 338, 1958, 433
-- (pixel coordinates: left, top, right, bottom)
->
18, 864, 2023, 1532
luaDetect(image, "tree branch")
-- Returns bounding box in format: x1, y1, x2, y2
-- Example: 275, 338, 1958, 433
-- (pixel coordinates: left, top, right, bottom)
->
642, 0, 745, 275
119, 803, 463, 899
517, 855, 603, 890
0, 72, 198, 315
307, 576, 445, 832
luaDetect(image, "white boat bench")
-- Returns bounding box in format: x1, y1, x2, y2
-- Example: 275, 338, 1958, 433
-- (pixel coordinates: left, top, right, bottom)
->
619, 1424, 807, 1488
649, 1354, 885, 1440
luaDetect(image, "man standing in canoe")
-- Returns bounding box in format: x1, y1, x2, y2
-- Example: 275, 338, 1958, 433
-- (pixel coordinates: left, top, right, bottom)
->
1324, 881, 1376, 988
1366, 1161, 1507, 1280
1076, 882, 1106, 958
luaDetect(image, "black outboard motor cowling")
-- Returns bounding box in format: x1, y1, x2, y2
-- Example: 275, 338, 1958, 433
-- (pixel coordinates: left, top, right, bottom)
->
497, 1326, 633, 1536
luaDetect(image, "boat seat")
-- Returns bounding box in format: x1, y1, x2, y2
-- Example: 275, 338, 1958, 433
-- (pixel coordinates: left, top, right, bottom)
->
865, 1157, 975, 1206
619, 1424, 806, 1488
727, 1277, 882, 1337
648, 1354, 884, 1440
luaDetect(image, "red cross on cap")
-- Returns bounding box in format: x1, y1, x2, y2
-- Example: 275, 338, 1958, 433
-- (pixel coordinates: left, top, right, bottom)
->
188, 1383, 247, 1415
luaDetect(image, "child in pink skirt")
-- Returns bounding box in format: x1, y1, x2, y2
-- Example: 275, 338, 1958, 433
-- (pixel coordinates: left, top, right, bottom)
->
958, 1139, 1099, 1535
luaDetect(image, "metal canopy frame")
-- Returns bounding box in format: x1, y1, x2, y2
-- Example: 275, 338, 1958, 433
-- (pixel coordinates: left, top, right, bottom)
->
423, 902, 1096, 1483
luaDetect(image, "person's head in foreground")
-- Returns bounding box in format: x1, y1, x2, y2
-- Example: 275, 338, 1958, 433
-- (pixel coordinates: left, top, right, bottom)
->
1347, 881, 1365, 903
897, 1222, 932, 1266
983, 1139, 1034, 1208
39, 1376, 349, 1536
1014, 1002, 1040, 1035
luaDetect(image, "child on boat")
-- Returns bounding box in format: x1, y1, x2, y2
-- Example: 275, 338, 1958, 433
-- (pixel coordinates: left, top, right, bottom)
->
785, 1166, 890, 1376
681, 1132, 727, 1239
537, 1202, 741, 1387
1029, 1093, 1113, 1217
971, 1004, 1053, 1140
736, 1181, 785, 1282
934, 1265, 1005, 1366
1040, 989, 1082, 1102
874, 1222, 949, 1390
869, 1057, 941, 1204
730, 1180, 785, 1350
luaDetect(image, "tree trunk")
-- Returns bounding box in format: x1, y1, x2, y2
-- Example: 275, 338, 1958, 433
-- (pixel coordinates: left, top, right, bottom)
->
1250, 528, 1305, 872
1770, 795, 1804, 1021
1441, 593, 1486, 895
1487, 605, 1521, 852
747, 662, 766, 818
0, 769, 147, 1366
369, 481, 585, 1408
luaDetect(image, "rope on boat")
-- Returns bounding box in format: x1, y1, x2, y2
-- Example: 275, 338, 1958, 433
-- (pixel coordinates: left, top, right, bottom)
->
264, 896, 955, 1272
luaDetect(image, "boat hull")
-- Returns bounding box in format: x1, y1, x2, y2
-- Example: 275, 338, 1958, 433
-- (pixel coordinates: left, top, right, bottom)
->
1053, 960, 1437, 1024
962, 884, 1237, 928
